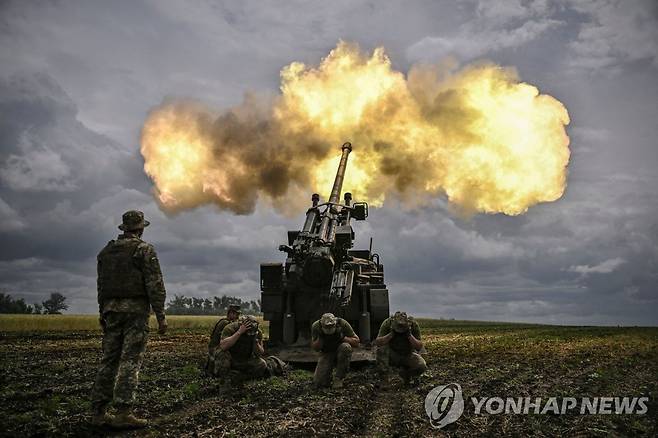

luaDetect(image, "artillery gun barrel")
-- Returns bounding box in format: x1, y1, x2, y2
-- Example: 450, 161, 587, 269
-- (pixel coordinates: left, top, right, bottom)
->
301, 193, 321, 233
318, 142, 352, 242
328, 142, 352, 203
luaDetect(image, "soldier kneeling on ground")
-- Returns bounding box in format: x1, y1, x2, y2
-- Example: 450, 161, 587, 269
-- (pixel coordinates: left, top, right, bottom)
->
311, 313, 360, 389
206, 304, 241, 376
217, 315, 286, 384
375, 311, 427, 386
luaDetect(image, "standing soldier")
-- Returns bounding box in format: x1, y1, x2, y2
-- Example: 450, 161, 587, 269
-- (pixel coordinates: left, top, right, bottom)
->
206, 304, 241, 376
311, 313, 360, 389
375, 311, 427, 386
91, 210, 167, 428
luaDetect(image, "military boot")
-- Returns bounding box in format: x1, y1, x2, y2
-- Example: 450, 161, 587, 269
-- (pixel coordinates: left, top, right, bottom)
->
91, 406, 115, 427
111, 409, 148, 429
266, 355, 289, 377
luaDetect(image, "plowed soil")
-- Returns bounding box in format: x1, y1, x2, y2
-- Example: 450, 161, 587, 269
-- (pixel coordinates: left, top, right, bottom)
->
1, 320, 657, 437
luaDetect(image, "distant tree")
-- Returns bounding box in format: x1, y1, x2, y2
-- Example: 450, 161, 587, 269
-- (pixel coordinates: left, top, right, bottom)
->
213, 296, 222, 311
192, 297, 204, 311
167, 295, 188, 314
203, 298, 213, 313
0, 292, 34, 314
42, 292, 68, 314
166, 294, 261, 315
33, 303, 43, 314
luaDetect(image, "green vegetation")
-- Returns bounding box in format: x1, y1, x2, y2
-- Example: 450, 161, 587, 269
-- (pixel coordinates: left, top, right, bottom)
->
0, 319, 655, 436
0, 314, 267, 334
0, 292, 36, 314
0, 292, 69, 315
166, 294, 261, 315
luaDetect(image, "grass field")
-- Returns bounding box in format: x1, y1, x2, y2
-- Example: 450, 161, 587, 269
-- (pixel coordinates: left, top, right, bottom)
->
0, 314, 265, 333
0, 315, 656, 437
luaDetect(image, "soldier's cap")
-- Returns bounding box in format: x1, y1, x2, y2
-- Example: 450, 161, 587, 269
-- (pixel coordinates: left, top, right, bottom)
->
118, 210, 150, 231
392, 311, 411, 333
227, 304, 241, 313
239, 315, 259, 334
320, 313, 337, 328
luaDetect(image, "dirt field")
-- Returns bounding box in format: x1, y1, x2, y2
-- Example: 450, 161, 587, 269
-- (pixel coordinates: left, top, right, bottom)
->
1, 317, 656, 437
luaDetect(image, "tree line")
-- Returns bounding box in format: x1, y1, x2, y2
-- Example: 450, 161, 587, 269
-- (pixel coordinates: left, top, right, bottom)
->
0, 291, 261, 316
0, 292, 69, 314
166, 294, 261, 315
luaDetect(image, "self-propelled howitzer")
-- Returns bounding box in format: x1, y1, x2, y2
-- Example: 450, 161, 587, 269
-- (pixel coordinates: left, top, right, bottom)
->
260, 142, 390, 362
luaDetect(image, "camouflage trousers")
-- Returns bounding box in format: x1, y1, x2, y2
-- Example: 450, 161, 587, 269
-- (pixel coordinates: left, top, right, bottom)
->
211, 350, 269, 381
205, 350, 220, 376
91, 312, 149, 411
313, 342, 352, 387
376, 345, 427, 379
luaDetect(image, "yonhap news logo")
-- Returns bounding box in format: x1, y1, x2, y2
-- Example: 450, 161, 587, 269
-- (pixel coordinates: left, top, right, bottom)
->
425, 383, 649, 429
424, 383, 465, 429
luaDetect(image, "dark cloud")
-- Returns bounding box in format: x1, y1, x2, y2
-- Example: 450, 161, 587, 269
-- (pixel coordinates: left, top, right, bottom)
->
0, 0, 656, 324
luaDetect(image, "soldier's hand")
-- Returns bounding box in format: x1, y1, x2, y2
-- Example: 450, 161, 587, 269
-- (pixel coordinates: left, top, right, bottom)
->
99, 317, 107, 333
237, 322, 250, 334
158, 318, 168, 334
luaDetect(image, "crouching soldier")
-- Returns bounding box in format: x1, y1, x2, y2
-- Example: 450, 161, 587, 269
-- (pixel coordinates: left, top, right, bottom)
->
217, 315, 286, 383
311, 313, 360, 389
206, 304, 241, 376
375, 311, 427, 386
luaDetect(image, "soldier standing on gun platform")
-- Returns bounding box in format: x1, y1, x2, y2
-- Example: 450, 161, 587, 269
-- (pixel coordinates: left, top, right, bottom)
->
91, 210, 167, 429
375, 311, 427, 386
206, 304, 241, 376
311, 313, 360, 389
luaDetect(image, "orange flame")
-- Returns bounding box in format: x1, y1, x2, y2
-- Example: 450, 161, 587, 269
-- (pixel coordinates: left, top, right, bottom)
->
141, 42, 570, 216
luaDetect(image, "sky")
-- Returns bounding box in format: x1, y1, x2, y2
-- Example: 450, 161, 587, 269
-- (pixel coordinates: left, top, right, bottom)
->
0, 0, 657, 325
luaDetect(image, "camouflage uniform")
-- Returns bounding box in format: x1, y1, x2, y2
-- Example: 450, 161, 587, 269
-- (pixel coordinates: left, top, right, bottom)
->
376, 313, 427, 382
206, 305, 241, 377
91, 211, 166, 415
217, 318, 269, 380
311, 314, 356, 388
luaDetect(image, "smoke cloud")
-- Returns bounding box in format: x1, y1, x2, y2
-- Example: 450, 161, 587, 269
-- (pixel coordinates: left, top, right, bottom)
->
141, 42, 570, 216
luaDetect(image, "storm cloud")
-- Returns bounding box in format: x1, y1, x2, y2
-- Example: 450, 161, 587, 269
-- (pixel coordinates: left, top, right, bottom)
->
1, 0, 656, 325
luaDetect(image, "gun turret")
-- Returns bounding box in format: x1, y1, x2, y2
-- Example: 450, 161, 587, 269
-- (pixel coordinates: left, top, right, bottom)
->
260, 142, 389, 362
282, 142, 368, 288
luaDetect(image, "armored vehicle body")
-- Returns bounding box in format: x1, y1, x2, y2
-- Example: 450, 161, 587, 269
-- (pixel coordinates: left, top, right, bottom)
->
260, 143, 390, 362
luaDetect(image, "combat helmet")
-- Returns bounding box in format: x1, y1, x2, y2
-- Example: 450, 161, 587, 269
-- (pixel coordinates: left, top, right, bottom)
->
392, 311, 411, 333
239, 315, 259, 336
320, 313, 338, 335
